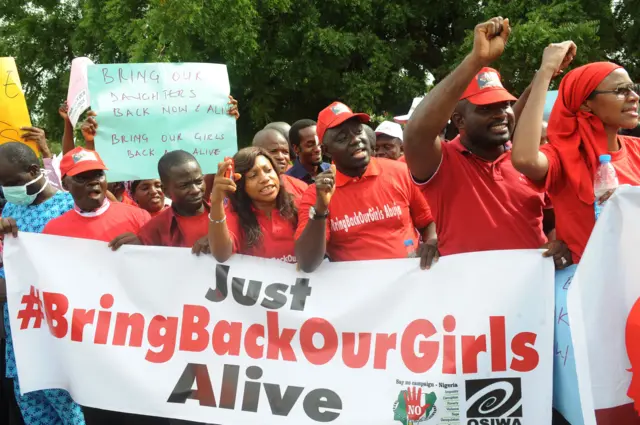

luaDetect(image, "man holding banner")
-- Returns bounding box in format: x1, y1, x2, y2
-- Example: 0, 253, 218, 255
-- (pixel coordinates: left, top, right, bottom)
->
0, 142, 83, 425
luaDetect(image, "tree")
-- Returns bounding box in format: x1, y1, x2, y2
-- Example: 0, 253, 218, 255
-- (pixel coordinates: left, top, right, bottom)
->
445, 0, 613, 95
0, 0, 80, 139
0, 0, 636, 147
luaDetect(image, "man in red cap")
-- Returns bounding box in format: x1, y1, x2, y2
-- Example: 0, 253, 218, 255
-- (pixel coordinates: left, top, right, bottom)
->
42, 147, 150, 248
403, 16, 571, 267
295, 101, 438, 272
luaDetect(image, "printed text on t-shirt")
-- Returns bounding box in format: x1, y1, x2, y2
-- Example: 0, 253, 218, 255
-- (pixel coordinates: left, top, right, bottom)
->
330, 203, 402, 233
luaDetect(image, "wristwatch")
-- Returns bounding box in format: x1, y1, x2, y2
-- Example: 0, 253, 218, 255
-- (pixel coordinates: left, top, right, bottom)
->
309, 206, 329, 220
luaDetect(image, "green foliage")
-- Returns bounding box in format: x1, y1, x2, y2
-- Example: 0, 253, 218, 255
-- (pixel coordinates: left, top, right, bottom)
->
0, 0, 637, 149
448, 0, 615, 94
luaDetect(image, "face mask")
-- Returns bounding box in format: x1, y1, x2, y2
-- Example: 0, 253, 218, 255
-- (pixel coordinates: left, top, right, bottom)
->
2, 173, 47, 206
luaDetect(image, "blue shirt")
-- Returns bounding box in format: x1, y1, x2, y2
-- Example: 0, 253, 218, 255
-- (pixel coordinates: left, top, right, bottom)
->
285, 160, 331, 185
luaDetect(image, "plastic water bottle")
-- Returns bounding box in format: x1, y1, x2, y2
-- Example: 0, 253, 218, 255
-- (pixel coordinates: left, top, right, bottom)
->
404, 239, 416, 258
594, 154, 619, 220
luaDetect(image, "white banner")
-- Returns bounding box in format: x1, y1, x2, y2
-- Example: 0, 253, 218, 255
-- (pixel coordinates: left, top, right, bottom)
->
5, 234, 554, 425
569, 186, 640, 425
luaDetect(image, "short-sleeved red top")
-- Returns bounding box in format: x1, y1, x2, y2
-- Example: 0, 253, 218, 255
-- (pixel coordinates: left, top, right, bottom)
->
535, 135, 640, 263
43, 201, 151, 242
226, 202, 298, 263
295, 157, 433, 262
415, 136, 547, 256
138, 205, 209, 248
281, 174, 308, 201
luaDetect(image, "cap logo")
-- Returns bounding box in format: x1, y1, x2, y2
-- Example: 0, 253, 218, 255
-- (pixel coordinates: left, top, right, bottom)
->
330, 103, 351, 115
477, 72, 503, 90
72, 151, 98, 164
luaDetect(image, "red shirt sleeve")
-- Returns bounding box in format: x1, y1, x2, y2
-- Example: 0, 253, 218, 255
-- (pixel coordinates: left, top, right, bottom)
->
133, 208, 152, 232
42, 216, 64, 236
137, 218, 160, 246
294, 185, 331, 242
282, 175, 309, 200
532, 144, 563, 192
224, 204, 242, 253
408, 178, 434, 229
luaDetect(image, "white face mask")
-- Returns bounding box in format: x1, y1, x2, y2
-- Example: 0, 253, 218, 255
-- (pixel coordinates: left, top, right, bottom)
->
1, 173, 47, 206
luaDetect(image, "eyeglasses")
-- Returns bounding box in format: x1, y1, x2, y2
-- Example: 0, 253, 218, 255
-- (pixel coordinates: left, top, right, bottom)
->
589, 83, 640, 99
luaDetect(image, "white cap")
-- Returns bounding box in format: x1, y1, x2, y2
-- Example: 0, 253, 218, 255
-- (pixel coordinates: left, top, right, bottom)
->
394, 96, 424, 124
375, 121, 403, 141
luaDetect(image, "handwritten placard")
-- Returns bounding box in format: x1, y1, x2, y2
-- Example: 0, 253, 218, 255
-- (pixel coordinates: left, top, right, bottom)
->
67, 57, 94, 127
0, 57, 36, 153
87, 63, 237, 182
553, 265, 585, 425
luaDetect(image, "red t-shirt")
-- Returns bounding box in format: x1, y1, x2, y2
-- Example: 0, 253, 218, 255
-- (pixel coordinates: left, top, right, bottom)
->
138, 206, 209, 248
536, 136, 640, 263
43, 202, 151, 242
149, 205, 169, 218
415, 136, 547, 256
121, 192, 138, 207
282, 174, 308, 200
226, 203, 297, 263
295, 157, 433, 262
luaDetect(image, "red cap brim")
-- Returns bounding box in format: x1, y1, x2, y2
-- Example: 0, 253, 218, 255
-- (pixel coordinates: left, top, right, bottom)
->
326, 112, 370, 132
64, 162, 108, 177
465, 88, 517, 106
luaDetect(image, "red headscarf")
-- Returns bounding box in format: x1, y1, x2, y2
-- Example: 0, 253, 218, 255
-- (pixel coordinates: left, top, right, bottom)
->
547, 62, 622, 204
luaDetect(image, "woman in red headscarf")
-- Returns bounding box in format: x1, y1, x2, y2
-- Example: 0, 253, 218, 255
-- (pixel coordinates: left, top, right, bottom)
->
512, 41, 640, 263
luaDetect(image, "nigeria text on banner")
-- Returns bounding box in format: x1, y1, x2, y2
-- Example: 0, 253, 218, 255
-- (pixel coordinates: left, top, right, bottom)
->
87, 63, 238, 182
568, 185, 640, 425
5, 234, 553, 424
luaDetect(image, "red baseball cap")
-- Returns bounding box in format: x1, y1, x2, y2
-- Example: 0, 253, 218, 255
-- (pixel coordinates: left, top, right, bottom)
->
317, 101, 370, 143
60, 147, 108, 178
460, 67, 517, 106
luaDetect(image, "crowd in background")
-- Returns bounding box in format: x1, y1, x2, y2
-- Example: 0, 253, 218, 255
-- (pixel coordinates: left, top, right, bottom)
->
1, 15, 640, 425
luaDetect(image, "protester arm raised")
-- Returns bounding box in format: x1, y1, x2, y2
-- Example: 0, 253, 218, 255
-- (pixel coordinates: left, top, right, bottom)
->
511, 42, 576, 182
294, 167, 334, 273
404, 17, 511, 181
59, 102, 75, 155
208, 159, 237, 263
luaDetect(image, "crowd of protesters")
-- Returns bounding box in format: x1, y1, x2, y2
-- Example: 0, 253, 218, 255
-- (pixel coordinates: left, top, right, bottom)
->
0, 15, 639, 425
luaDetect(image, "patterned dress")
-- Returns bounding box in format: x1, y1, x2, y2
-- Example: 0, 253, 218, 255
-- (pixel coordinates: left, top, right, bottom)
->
1, 191, 86, 425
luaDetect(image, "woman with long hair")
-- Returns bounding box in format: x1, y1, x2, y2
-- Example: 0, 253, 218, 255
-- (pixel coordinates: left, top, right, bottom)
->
208, 147, 298, 263
512, 41, 640, 263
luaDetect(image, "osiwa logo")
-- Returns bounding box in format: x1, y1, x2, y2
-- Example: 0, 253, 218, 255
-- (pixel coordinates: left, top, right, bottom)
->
465, 378, 522, 425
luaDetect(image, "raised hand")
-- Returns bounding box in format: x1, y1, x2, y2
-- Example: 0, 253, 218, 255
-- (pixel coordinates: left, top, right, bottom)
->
403, 386, 432, 421
20, 127, 49, 157
58, 102, 70, 121
228, 95, 240, 120
541, 41, 577, 78
471, 17, 512, 66
314, 164, 336, 213
210, 159, 240, 205
81, 111, 98, 143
